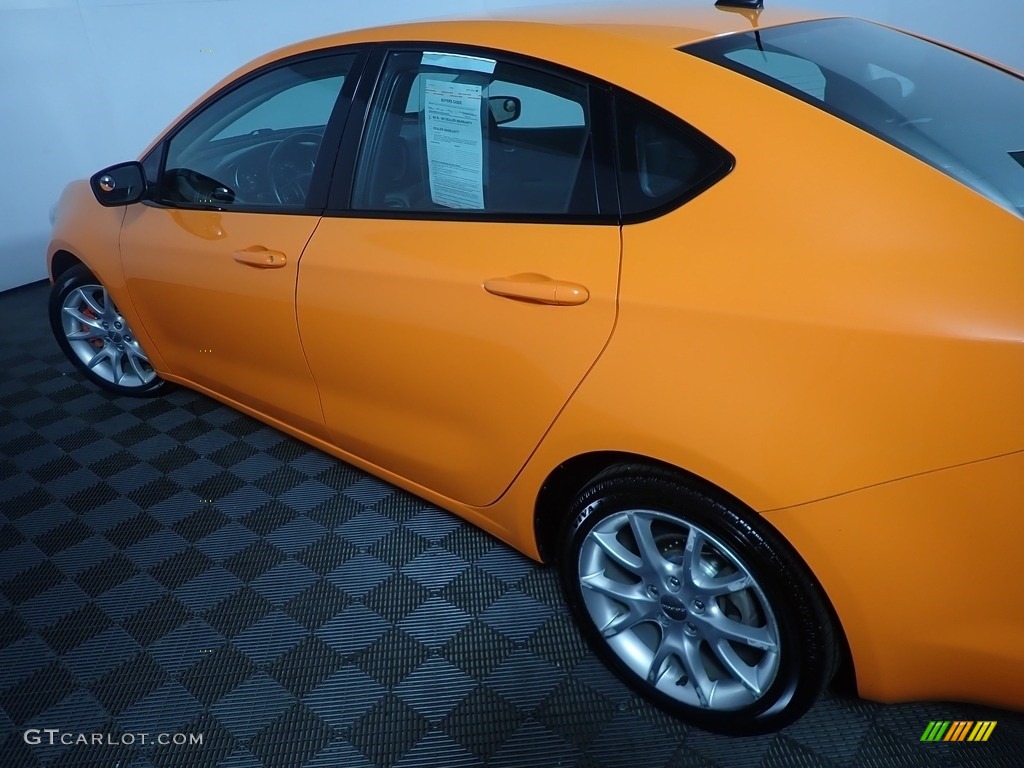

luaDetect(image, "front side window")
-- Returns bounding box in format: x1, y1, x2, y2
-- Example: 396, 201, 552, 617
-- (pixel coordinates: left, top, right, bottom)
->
352, 50, 599, 217
159, 53, 357, 209
686, 19, 1024, 218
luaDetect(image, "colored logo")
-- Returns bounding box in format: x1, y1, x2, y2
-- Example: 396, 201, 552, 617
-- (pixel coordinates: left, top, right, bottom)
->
920, 721, 996, 742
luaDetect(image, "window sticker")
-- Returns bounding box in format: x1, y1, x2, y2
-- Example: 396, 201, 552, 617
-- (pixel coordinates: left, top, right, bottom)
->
423, 79, 486, 209
421, 52, 496, 74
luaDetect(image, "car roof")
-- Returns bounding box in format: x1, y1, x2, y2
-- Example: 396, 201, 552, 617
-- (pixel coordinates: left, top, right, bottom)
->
151, 2, 837, 158
477, 2, 828, 48
272, 3, 831, 59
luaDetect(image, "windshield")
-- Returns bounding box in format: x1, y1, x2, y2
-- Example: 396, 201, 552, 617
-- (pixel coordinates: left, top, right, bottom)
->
684, 19, 1024, 218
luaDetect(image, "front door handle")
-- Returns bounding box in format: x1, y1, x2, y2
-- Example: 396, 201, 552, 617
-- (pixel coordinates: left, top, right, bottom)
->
232, 246, 288, 268
483, 273, 590, 306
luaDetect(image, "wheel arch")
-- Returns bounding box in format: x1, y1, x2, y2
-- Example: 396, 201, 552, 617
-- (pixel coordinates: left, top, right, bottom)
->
533, 450, 858, 697
50, 249, 86, 282
535, 451, 754, 565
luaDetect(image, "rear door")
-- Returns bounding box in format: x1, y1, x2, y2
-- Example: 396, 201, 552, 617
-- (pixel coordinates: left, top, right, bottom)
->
296, 48, 620, 505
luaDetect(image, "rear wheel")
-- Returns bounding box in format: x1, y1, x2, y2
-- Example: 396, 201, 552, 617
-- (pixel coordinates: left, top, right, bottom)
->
559, 464, 838, 734
49, 264, 169, 397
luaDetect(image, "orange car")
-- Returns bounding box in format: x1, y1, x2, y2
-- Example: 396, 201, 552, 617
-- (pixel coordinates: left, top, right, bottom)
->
47, 0, 1023, 734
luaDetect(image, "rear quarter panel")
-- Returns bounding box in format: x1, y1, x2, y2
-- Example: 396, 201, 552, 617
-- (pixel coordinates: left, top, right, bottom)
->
517, 50, 1024, 515
762, 450, 1024, 709
490, 55, 1024, 710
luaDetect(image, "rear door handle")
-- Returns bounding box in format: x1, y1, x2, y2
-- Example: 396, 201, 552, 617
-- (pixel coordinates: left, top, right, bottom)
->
232, 246, 288, 268
483, 273, 590, 306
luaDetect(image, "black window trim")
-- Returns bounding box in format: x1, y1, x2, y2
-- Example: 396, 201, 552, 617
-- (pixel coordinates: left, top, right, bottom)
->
140, 45, 371, 217
324, 41, 621, 226
610, 87, 735, 225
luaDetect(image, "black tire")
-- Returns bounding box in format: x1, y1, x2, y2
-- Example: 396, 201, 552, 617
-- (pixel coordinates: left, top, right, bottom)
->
559, 464, 839, 734
49, 264, 170, 397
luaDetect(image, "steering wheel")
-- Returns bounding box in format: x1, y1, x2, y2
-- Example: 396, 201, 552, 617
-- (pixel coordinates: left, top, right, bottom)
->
268, 132, 322, 205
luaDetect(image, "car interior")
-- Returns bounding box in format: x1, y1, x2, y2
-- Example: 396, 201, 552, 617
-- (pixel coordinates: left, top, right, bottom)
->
354, 65, 598, 215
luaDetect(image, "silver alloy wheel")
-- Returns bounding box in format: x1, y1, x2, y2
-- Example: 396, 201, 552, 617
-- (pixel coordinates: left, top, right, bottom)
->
577, 509, 781, 711
60, 283, 156, 388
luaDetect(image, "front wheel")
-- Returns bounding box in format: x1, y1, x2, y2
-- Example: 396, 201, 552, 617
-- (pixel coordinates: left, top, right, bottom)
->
560, 465, 839, 734
49, 264, 170, 397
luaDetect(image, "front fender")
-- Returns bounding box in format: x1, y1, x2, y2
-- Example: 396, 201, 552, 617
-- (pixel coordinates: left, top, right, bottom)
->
47, 182, 167, 374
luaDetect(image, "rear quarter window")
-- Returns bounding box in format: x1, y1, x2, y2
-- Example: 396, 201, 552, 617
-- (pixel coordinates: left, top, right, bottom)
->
613, 92, 733, 221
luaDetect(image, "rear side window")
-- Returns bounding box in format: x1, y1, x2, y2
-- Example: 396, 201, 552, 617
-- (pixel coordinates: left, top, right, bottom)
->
685, 18, 1024, 218
613, 93, 733, 220
352, 50, 600, 217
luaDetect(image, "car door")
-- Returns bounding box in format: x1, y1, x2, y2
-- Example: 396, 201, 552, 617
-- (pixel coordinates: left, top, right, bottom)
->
120, 51, 362, 439
297, 48, 620, 506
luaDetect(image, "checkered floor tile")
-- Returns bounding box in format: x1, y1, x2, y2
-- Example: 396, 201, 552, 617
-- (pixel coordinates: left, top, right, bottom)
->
2, 281, 1022, 767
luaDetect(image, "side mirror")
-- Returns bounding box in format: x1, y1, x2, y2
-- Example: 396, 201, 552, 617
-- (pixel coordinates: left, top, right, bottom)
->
488, 96, 522, 126
90, 161, 147, 207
